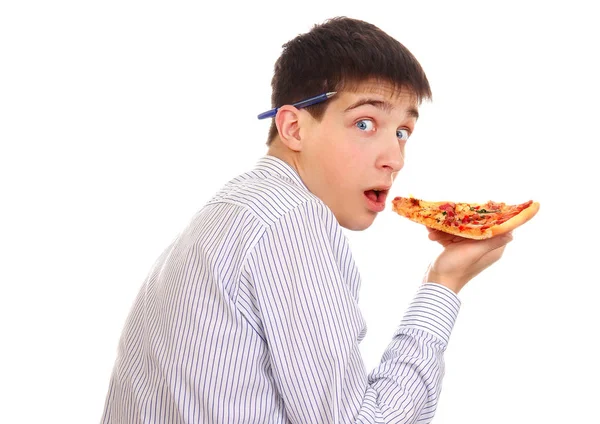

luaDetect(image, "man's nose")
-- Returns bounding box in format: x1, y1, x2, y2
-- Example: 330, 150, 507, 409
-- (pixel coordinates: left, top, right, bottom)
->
378, 137, 404, 173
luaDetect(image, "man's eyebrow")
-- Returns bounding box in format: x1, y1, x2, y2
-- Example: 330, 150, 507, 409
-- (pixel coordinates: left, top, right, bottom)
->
343, 98, 419, 119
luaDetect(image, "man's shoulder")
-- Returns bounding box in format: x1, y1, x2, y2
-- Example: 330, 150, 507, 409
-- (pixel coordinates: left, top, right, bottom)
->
206, 163, 326, 227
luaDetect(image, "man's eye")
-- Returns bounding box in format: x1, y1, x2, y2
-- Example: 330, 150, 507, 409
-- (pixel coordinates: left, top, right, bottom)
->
397, 129, 410, 141
355, 119, 374, 131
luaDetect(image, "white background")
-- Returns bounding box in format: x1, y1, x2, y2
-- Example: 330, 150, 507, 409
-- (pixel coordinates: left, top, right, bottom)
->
1, 1, 598, 423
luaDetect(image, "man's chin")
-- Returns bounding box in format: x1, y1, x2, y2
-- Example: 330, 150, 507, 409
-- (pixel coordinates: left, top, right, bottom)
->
339, 212, 377, 231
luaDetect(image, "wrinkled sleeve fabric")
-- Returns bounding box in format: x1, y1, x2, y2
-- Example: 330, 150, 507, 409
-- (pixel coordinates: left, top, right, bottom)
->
242, 201, 461, 424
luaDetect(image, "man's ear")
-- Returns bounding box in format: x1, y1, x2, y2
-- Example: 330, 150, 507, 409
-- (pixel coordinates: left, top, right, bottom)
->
274, 105, 303, 152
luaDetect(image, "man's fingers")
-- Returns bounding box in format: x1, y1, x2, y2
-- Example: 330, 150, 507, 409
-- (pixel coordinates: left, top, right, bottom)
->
426, 228, 447, 239
466, 232, 514, 257
427, 228, 465, 243
480, 232, 514, 252
426, 227, 514, 249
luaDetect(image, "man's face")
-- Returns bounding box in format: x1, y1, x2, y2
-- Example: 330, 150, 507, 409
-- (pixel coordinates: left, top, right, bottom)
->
297, 81, 419, 231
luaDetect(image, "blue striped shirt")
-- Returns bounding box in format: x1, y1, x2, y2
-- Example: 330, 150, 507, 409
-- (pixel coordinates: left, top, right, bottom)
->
101, 155, 461, 423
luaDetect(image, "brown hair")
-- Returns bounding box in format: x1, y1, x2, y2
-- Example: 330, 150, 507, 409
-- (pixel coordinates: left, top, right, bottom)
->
266, 16, 432, 145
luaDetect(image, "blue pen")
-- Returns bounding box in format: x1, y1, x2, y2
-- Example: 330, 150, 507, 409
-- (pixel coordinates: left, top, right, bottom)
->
257, 92, 337, 120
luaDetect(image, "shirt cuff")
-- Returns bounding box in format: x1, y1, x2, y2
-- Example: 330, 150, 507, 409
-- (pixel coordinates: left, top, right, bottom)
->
398, 283, 461, 344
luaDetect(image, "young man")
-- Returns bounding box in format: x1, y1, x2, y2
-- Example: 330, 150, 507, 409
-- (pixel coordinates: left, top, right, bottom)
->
101, 17, 513, 423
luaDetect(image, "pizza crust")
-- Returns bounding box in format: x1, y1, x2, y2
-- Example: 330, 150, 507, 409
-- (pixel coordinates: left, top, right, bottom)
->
490, 201, 540, 237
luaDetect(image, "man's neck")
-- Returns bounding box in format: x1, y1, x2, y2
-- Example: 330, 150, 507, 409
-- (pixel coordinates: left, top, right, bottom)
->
266, 140, 301, 177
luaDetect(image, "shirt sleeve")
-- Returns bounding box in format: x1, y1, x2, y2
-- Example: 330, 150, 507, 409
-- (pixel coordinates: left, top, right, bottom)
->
243, 201, 461, 424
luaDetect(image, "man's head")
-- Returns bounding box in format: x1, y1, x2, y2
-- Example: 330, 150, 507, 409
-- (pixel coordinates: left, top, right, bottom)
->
265, 17, 432, 231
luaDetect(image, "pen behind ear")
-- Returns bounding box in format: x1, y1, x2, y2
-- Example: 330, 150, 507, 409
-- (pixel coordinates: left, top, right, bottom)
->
257, 92, 337, 120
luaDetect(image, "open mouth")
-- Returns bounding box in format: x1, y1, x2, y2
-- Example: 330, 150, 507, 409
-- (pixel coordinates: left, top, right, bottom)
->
364, 188, 389, 212
365, 189, 387, 202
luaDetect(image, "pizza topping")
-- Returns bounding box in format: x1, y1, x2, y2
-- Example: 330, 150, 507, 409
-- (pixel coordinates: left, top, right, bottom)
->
426, 200, 522, 231
391, 196, 539, 239
439, 203, 456, 213
486, 201, 503, 209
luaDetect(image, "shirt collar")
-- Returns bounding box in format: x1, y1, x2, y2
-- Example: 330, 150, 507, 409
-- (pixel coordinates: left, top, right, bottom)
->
254, 155, 307, 190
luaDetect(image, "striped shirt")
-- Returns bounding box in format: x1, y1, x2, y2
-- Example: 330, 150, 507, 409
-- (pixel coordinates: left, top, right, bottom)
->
101, 155, 461, 423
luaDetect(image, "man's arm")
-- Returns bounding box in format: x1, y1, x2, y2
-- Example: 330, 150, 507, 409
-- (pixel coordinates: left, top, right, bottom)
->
242, 201, 460, 423
364, 283, 459, 423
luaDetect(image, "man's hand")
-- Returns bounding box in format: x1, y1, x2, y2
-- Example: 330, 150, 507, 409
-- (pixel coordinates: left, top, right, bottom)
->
424, 228, 513, 294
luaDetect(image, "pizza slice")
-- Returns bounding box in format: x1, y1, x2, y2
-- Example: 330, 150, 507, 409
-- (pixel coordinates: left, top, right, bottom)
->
391, 196, 540, 240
